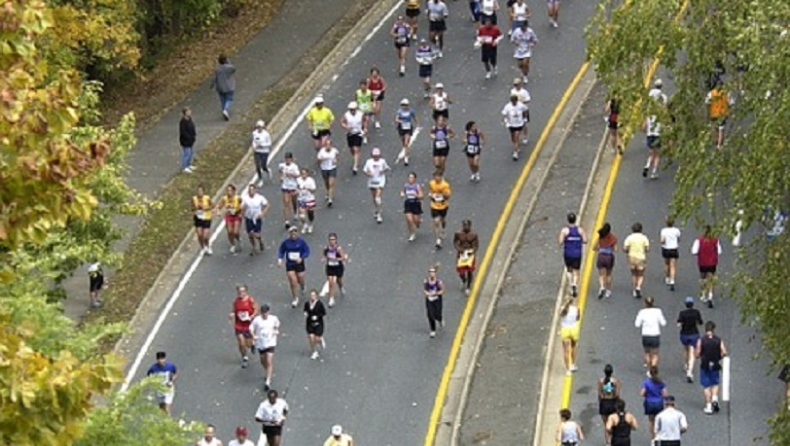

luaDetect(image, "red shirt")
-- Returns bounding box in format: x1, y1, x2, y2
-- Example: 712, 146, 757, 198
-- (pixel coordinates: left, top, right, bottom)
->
696, 236, 719, 267
233, 297, 256, 331
367, 77, 384, 92
477, 26, 502, 47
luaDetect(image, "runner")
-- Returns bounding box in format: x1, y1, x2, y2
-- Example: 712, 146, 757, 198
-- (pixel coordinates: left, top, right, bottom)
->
278, 152, 300, 230
355, 80, 375, 147
250, 304, 280, 390
429, 83, 452, 121
296, 168, 317, 234
196, 424, 222, 446
401, 171, 424, 241
316, 138, 340, 206
363, 147, 391, 223
511, 77, 531, 143
696, 321, 727, 414
635, 296, 667, 369
660, 215, 681, 291
623, 222, 650, 299
546, 0, 560, 27
640, 366, 668, 440
146, 351, 178, 415
228, 427, 254, 446
390, 16, 412, 76
463, 120, 485, 182
558, 212, 587, 298
250, 120, 272, 186
255, 389, 289, 446
642, 92, 665, 180
469, 0, 481, 24
240, 183, 269, 256
306, 96, 335, 150
395, 99, 419, 165
216, 184, 243, 253
501, 94, 529, 160
706, 80, 733, 148
367, 68, 387, 129
677, 296, 703, 383
509, 0, 531, 34
594, 222, 617, 299
691, 225, 721, 308
87, 260, 104, 308
192, 184, 213, 255
340, 101, 365, 174
303, 289, 327, 359
454, 219, 479, 295
322, 232, 347, 307
324, 425, 354, 446
277, 227, 311, 307
427, 0, 449, 58
428, 170, 452, 249
430, 115, 455, 172
555, 409, 585, 446
479, 0, 499, 25
423, 266, 445, 338
605, 399, 638, 446
405, 0, 420, 39
229, 285, 258, 369
779, 365, 790, 410
559, 297, 580, 375
415, 39, 436, 99
598, 364, 621, 445
653, 396, 688, 444
605, 93, 623, 154
475, 18, 503, 79
510, 20, 538, 83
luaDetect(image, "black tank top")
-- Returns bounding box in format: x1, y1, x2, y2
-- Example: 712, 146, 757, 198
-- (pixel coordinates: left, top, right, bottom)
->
700, 335, 722, 365
611, 412, 631, 439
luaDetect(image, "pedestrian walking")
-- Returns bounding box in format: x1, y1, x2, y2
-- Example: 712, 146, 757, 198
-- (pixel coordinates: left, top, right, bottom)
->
605, 399, 638, 446
454, 219, 479, 295
555, 408, 584, 446
640, 366, 668, 439
653, 395, 688, 445
146, 351, 178, 415
192, 184, 213, 255
623, 222, 650, 299
196, 424, 223, 446
635, 296, 666, 369
210, 54, 236, 120
324, 425, 354, 446
250, 120, 272, 186
87, 260, 104, 309
423, 267, 445, 338
696, 320, 728, 414
598, 364, 620, 445
240, 183, 269, 256
660, 215, 681, 291
304, 289, 327, 360
228, 426, 254, 446
230, 284, 258, 368
250, 304, 280, 391
677, 296, 703, 383
179, 107, 196, 173
255, 389, 288, 446
691, 225, 721, 308
593, 222, 617, 299
558, 212, 587, 297
559, 297, 580, 375
475, 18, 503, 79
277, 226, 310, 308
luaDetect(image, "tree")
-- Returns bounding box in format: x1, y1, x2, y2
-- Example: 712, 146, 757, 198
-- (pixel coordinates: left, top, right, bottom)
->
587, 0, 790, 443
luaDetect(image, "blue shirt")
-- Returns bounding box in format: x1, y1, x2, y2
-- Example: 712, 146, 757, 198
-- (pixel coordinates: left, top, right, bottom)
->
563, 225, 583, 259
278, 236, 311, 266
147, 361, 177, 385
642, 378, 666, 404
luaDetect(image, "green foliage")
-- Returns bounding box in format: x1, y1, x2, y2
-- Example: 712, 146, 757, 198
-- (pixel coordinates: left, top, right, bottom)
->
587, 0, 790, 443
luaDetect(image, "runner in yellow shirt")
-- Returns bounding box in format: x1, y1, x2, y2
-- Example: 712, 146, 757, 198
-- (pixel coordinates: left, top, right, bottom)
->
428, 170, 452, 249
214, 184, 242, 253
623, 222, 650, 299
323, 425, 354, 446
192, 184, 213, 255
306, 96, 335, 149
705, 81, 733, 148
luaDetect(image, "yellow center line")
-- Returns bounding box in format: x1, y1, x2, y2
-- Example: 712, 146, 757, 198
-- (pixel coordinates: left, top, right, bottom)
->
423, 61, 591, 446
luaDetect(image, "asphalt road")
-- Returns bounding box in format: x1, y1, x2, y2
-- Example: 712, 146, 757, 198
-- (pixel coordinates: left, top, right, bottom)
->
129, 0, 599, 444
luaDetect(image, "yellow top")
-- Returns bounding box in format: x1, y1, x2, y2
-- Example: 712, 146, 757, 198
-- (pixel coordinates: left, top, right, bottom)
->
428, 179, 452, 210
323, 434, 353, 446
307, 107, 335, 131
406, 0, 420, 8
708, 88, 729, 119
623, 233, 650, 260
220, 194, 241, 216
193, 195, 212, 220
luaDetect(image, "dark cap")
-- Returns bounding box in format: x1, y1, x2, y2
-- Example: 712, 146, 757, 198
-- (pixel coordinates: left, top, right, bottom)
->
665, 395, 675, 402
260, 303, 270, 313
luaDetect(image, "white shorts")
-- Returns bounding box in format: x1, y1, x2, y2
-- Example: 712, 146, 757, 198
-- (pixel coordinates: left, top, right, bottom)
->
156, 390, 175, 405
368, 179, 386, 189
514, 49, 532, 59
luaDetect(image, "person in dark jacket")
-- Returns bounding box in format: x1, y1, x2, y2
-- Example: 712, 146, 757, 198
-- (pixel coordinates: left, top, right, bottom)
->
211, 54, 237, 120
277, 226, 311, 308
179, 107, 196, 173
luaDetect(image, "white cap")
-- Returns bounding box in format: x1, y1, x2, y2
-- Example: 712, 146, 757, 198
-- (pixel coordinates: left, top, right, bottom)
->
654, 78, 663, 87
255, 120, 265, 127
348, 101, 358, 109
435, 83, 444, 89
331, 425, 343, 436
400, 98, 410, 105
314, 96, 324, 103
371, 147, 381, 156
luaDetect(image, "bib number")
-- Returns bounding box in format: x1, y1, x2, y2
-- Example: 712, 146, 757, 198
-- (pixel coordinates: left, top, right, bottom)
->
195, 210, 206, 219
435, 139, 447, 149
401, 122, 412, 130
237, 311, 251, 321
287, 252, 301, 262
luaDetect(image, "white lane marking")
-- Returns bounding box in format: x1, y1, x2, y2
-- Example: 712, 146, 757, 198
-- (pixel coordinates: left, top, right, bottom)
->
121, 0, 404, 391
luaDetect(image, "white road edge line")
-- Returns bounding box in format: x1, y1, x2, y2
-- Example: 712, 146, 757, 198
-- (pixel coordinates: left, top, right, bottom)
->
121, 0, 403, 392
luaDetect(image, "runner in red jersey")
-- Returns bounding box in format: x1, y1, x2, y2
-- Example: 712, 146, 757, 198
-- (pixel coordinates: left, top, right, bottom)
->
367, 67, 387, 129
229, 284, 258, 368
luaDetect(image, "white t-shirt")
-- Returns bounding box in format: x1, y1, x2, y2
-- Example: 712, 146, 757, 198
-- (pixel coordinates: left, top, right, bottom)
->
197, 439, 222, 446
635, 307, 667, 336
364, 158, 390, 188
343, 111, 364, 134
250, 315, 280, 349
432, 92, 449, 111
317, 147, 339, 171
228, 440, 255, 446
279, 162, 300, 190
660, 226, 681, 249
255, 398, 289, 426
297, 176, 316, 202
251, 129, 272, 154
511, 26, 537, 58
241, 193, 268, 220
560, 305, 579, 328
510, 87, 531, 107
481, 0, 497, 15
502, 102, 528, 127
654, 407, 688, 440
645, 115, 661, 136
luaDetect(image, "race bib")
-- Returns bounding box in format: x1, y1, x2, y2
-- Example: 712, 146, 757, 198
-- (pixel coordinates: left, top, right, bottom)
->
401, 122, 412, 130
287, 252, 301, 261
237, 311, 251, 321
195, 210, 206, 219
327, 259, 340, 266
432, 194, 445, 202
466, 144, 480, 155
228, 207, 237, 215
435, 139, 447, 149
397, 35, 407, 43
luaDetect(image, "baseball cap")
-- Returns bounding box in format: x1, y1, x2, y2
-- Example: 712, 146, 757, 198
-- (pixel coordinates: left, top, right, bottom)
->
684, 296, 695, 305
260, 303, 271, 312
400, 98, 410, 105
420, 37, 428, 43
513, 77, 522, 84
236, 426, 249, 437
654, 78, 663, 87
435, 83, 444, 89
314, 96, 324, 103
331, 425, 343, 436
664, 395, 675, 402
371, 147, 381, 156
288, 225, 299, 232
348, 101, 358, 109
255, 120, 265, 127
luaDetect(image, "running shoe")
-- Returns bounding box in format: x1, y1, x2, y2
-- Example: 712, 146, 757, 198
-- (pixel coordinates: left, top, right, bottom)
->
291, 297, 299, 308
408, 234, 416, 242
374, 121, 381, 129
328, 297, 336, 307
310, 351, 320, 360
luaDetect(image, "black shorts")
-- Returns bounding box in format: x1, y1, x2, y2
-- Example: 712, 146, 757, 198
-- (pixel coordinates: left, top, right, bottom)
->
699, 265, 717, 275
433, 146, 450, 158
399, 126, 414, 136
661, 248, 679, 259
286, 262, 306, 273
653, 441, 680, 446
429, 20, 447, 32
431, 208, 448, 219
306, 322, 324, 336
481, 46, 498, 65
374, 91, 385, 101
394, 40, 410, 49
465, 145, 481, 157
235, 328, 252, 338
312, 129, 331, 140
405, 7, 420, 18
326, 264, 344, 278
245, 217, 262, 234
262, 425, 283, 436
321, 168, 337, 180
89, 274, 104, 292
193, 216, 211, 229
258, 346, 276, 354
508, 125, 523, 134
712, 117, 727, 128
647, 135, 661, 149
642, 335, 661, 349
419, 64, 433, 78
596, 253, 615, 270
608, 120, 619, 130
347, 133, 363, 147
599, 398, 618, 416
404, 199, 423, 215
432, 109, 449, 120
480, 12, 497, 25
564, 256, 582, 270
643, 400, 664, 416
